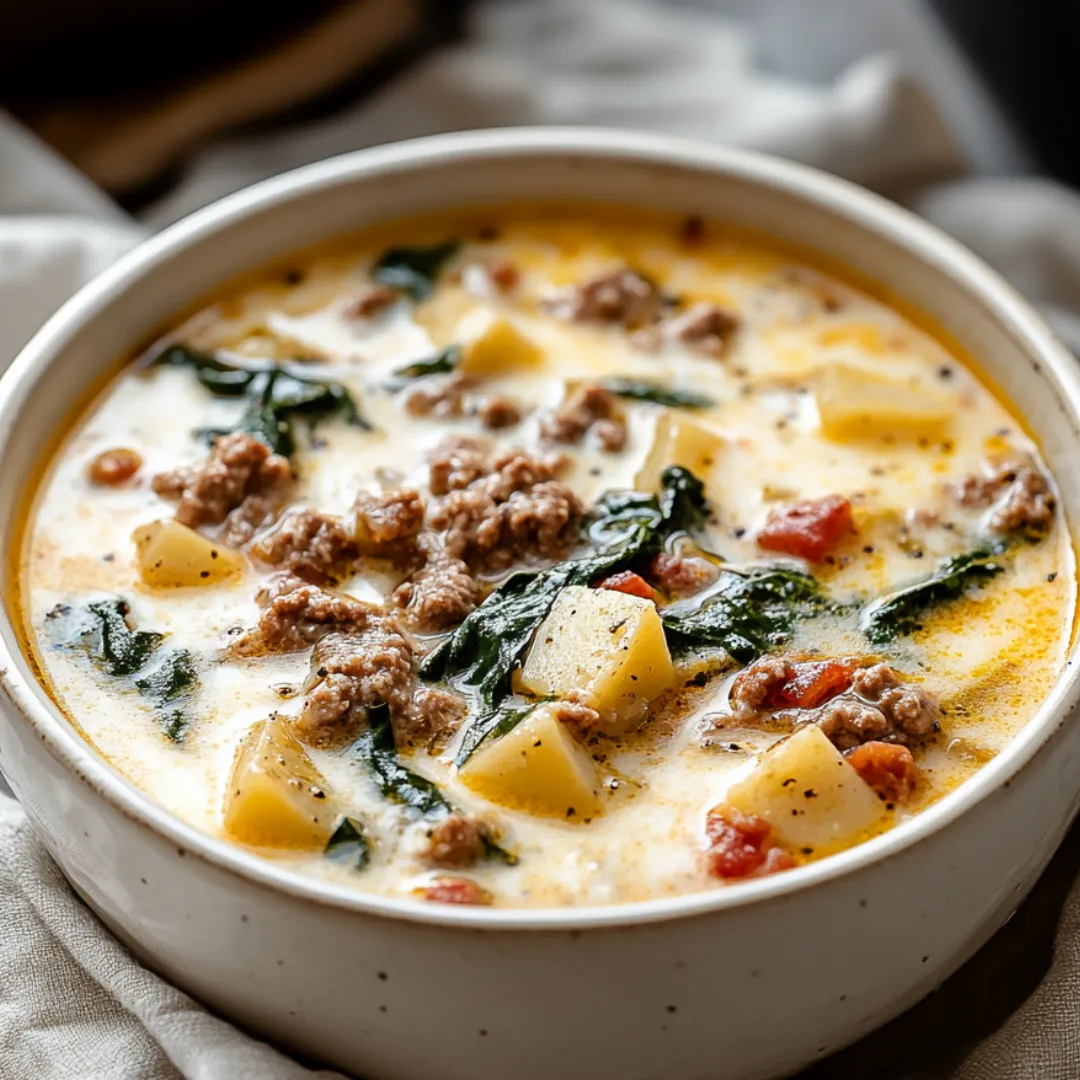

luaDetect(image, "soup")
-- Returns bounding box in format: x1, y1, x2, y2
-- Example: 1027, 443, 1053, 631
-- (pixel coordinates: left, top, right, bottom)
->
19, 210, 1075, 908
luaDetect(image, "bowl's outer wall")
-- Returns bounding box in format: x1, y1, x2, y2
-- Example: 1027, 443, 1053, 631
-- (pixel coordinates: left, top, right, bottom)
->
1, 132, 1080, 1080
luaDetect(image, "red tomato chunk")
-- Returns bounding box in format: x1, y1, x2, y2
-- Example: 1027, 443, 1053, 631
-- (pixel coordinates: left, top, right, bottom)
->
420, 877, 493, 906
756, 494, 853, 562
773, 659, 856, 710
597, 570, 658, 601
845, 742, 919, 803
704, 808, 795, 880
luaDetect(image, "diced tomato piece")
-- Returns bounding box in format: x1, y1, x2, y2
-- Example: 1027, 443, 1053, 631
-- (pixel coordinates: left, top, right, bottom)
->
756, 495, 853, 562
704, 808, 794, 880
773, 659, 856, 710
597, 570, 658, 601
731, 657, 855, 713
845, 742, 918, 803
420, 877, 493, 906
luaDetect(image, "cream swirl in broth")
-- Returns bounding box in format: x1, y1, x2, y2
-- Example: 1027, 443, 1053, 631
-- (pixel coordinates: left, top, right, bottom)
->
20, 210, 1075, 908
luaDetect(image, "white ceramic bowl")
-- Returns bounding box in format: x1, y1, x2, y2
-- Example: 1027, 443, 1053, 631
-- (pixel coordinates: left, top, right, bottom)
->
1, 129, 1079, 1080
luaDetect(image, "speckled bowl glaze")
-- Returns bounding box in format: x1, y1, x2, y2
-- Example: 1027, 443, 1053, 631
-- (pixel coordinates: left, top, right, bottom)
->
1, 130, 1079, 1080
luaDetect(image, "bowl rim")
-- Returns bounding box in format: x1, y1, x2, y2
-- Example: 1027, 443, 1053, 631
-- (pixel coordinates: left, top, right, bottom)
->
3, 125, 1079, 931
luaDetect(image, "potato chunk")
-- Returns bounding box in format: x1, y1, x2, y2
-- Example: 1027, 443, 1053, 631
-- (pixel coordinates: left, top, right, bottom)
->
519, 586, 674, 733
224, 714, 336, 849
635, 411, 726, 492
458, 703, 603, 819
133, 520, 245, 588
816, 364, 952, 439
724, 725, 887, 852
455, 308, 544, 376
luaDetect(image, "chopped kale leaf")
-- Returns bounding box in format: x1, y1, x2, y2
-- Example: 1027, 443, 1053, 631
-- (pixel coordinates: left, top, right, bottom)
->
861, 548, 1006, 645
372, 240, 460, 301
602, 378, 715, 409
152, 344, 370, 457
393, 345, 461, 381
324, 817, 370, 871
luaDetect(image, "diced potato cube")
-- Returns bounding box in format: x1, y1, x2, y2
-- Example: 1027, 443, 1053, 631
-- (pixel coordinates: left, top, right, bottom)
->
635, 411, 726, 492
520, 586, 675, 733
724, 725, 887, 852
455, 308, 544, 376
224, 714, 336, 849
458, 703, 603, 819
132, 520, 245, 588
816, 364, 952, 439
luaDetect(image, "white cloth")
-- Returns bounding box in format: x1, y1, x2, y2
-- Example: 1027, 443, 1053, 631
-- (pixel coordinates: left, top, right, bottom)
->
4, 2, 1080, 1077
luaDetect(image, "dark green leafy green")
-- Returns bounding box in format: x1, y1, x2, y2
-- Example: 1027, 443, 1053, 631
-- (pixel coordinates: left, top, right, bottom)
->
860, 548, 1006, 645
661, 567, 831, 664
393, 345, 461, 380
372, 240, 460, 300
324, 817, 370, 871
355, 704, 452, 816
454, 700, 539, 766
135, 649, 199, 742
425, 467, 709, 764
354, 705, 518, 864
602, 378, 715, 409
49, 599, 199, 741
152, 344, 371, 457
76, 598, 163, 677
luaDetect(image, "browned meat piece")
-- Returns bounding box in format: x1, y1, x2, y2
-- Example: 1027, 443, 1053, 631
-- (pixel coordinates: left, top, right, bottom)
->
343, 284, 398, 319
87, 447, 142, 486
424, 814, 488, 868
649, 552, 719, 597
250, 509, 359, 585
153, 433, 292, 539
404, 374, 468, 419
852, 664, 940, 741
813, 664, 940, 751
292, 621, 414, 748
729, 657, 939, 751
393, 541, 479, 633
540, 386, 627, 453
431, 479, 582, 571
429, 436, 493, 496
476, 394, 523, 430
992, 467, 1056, 534
667, 302, 739, 358
353, 489, 425, 554
427, 438, 581, 571
729, 656, 792, 716
952, 454, 1055, 536
552, 698, 602, 736
230, 577, 372, 656
409, 686, 469, 746
545, 267, 662, 329
486, 259, 520, 293
811, 699, 893, 751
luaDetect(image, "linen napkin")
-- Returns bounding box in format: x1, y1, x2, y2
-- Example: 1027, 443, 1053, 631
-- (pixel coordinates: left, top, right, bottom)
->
3, 3, 1080, 1077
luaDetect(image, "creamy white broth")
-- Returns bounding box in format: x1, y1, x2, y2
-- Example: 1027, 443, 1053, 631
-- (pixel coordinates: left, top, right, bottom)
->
21, 211, 1075, 908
